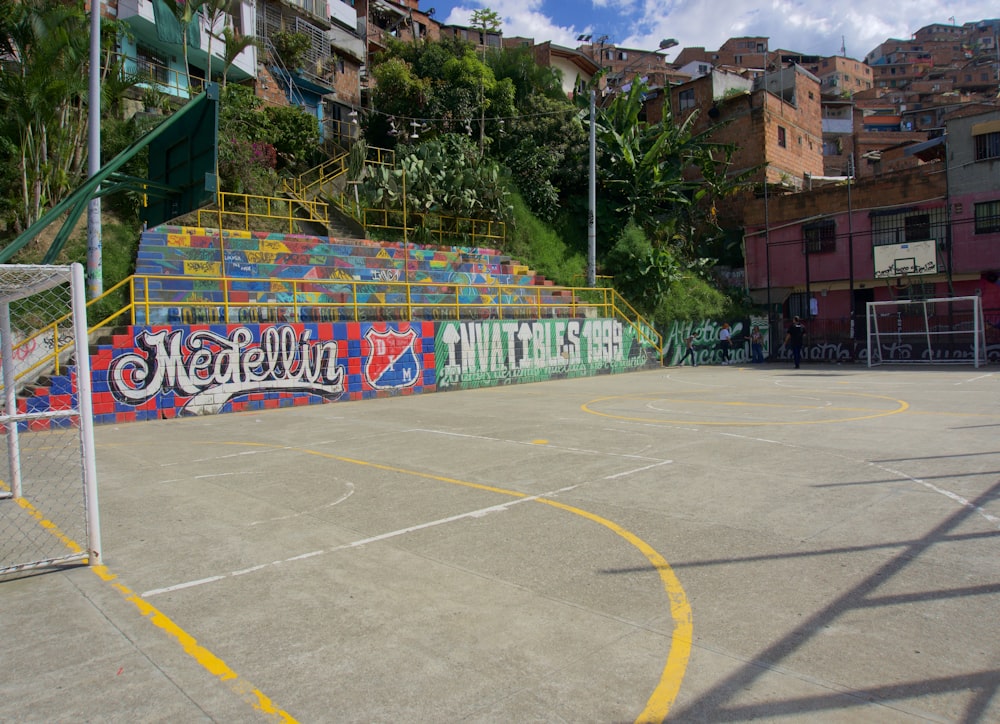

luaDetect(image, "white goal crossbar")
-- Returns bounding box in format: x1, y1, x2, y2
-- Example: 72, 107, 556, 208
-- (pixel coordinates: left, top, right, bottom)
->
866, 295, 988, 368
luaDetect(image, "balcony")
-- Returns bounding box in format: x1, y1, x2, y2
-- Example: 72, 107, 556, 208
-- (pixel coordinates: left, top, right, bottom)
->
117, 0, 257, 90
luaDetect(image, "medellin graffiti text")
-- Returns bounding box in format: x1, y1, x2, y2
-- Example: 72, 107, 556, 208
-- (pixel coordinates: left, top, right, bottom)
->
108, 325, 345, 414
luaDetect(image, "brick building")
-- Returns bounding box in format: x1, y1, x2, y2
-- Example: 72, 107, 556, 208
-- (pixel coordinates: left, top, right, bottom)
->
667, 65, 823, 189
741, 106, 1000, 350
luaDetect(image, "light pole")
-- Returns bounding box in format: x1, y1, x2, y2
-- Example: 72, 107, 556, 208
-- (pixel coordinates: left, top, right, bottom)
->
87, 0, 102, 299
588, 89, 596, 286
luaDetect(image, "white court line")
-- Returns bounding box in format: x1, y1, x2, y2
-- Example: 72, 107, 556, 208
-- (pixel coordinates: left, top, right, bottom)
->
141, 484, 581, 598
159, 446, 295, 467
249, 483, 356, 526
604, 460, 673, 480
877, 464, 1000, 528
409, 428, 668, 463
956, 372, 995, 385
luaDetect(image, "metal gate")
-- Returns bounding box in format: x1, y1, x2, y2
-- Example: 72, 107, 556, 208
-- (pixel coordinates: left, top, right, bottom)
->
0, 264, 100, 575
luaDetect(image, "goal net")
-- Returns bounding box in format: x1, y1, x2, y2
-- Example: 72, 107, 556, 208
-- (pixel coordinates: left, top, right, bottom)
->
866, 295, 988, 367
0, 264, 101, 574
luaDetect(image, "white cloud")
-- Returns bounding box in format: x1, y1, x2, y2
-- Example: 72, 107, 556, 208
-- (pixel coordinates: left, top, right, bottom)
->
620, 0, 999, 59
439, 0, 585, 47
438, 0, 999, 61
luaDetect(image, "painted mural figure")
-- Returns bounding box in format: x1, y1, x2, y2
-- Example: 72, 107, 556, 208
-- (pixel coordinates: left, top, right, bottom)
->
718, 323, 733, 365
679, 335, 697, 366
750, 326, 764, 364
784, 316, 806, 369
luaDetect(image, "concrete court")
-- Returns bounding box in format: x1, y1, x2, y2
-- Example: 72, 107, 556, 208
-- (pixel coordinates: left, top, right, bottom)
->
2, 361, 1000, 723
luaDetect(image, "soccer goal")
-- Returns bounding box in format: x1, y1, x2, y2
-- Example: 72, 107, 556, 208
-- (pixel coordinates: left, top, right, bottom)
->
866, 295, 988, 367
0, 264, 101, 574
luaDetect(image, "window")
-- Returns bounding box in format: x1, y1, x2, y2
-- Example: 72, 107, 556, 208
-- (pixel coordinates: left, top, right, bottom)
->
137, 45, 169, 84
905, 213, 930, 241
803, 219, 836, 253
678, 89, 696, 111
871, 208, 947, 247
975, 132, 1000, 161
975, 200, 1000, 233
777, 126, 787, 148
787, 292, 810, 320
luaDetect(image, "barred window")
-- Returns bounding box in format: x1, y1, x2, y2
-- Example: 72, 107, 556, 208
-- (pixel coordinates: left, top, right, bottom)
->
975, 131, 1000, 161
136, 45, 169, 84
974, 200, 1000, 233
905, 213, 930, 241
803, 219, 836, 253
678, 89, 696, 111
871, 207, 947, 247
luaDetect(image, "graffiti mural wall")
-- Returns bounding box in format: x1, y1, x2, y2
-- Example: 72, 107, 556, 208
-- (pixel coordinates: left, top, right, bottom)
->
661, 317, 770, 366
435, 318, 658, 390
54, 317, 655, 426
90, 321, 436, 424
661, 316, 1000, 365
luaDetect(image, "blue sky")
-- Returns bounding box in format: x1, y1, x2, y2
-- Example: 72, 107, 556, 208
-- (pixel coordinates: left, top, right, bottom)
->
428, 0, 1000, 60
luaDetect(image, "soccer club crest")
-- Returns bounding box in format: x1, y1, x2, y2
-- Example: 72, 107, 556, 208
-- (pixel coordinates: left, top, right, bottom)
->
363, 326, 421, 390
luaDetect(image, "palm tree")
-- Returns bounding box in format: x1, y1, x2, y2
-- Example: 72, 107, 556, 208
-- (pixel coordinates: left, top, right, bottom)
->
162, 0, 206, 93
219, 26, 259, 90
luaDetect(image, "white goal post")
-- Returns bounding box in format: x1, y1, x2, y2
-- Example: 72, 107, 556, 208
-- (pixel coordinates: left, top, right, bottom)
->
0, 264, 101, 574
866, 295, 988, 368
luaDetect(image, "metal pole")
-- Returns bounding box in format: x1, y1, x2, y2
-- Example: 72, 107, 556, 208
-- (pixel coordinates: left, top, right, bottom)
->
847, 153, 855, 339
764, 166, 772, 355
87, 0, 103, 299
72, 263, 102, 565
0, 301, 22, 498
587, 89, 596, 287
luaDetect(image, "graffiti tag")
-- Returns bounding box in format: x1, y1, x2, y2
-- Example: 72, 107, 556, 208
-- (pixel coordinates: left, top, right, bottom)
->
108, 325, 345, 415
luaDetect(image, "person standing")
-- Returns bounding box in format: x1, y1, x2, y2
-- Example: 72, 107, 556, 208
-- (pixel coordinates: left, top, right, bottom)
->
750, 325, 764, 363
679, 335, 697, 366
784, 316, 806, 369
718, 322, 732, 365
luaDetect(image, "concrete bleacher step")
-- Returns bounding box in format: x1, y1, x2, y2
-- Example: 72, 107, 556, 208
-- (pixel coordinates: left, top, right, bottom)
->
135, 226, 578, 319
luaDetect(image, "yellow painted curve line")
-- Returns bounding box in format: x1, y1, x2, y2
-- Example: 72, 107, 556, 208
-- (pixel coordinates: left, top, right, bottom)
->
223, 442, 692, 722
538, 497, 692, 722
7, 487, 297, 722
581, 391, 909, 426
90, 565, 297, 722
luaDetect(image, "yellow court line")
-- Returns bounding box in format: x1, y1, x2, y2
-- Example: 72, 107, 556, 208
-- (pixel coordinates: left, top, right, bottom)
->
582, 391, 910, 426
90, 566, 297, 722
18, 441, 691, 723
7, 488, 297, 722
219, 442, 693, 722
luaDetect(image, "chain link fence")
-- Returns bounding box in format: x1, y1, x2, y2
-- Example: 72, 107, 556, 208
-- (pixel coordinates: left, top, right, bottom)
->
0, 264, 100, 575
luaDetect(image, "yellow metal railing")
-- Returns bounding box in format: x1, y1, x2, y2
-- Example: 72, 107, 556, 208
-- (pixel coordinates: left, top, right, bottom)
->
359, 208, 506, 247
197, 192, 329, 233
285, 146, 395, 200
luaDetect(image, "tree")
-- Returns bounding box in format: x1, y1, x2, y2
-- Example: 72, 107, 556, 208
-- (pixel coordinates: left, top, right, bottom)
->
587, 80, 748, 317
499, 94, 586, 220
0, 0, 90, 232
368, 40, 514, 153
469, 8, 502, 35
219, 26, 259, 90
